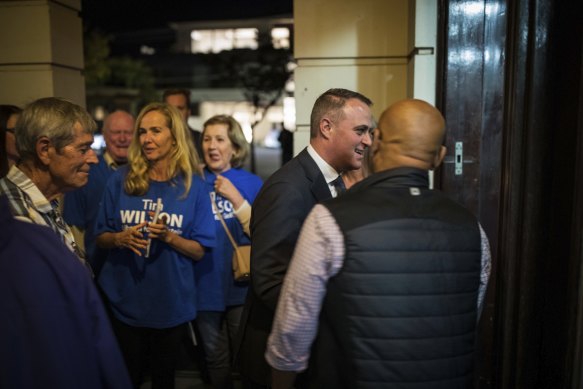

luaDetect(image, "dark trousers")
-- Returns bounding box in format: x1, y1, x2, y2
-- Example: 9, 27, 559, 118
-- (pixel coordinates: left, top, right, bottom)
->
196, 306, 243, 389
111, 316, 184, 389
240, 376, 271, 389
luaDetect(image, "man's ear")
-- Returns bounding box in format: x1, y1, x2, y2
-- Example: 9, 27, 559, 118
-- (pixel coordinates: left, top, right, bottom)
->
433, 145, 447, 168
36, 136, 52, 166
319, 118, 333, 139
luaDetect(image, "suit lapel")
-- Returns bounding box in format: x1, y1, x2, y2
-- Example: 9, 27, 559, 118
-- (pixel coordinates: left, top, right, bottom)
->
297, 148, 333, 202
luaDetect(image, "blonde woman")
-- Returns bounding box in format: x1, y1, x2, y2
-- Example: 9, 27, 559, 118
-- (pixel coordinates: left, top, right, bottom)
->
95, 102, 215, 389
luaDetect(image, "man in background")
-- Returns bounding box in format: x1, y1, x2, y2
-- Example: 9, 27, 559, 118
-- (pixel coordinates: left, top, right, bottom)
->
163, 88, 203, 158
63, 110, 134, 276
235, 88, 374, 388
266, 99, 491, 388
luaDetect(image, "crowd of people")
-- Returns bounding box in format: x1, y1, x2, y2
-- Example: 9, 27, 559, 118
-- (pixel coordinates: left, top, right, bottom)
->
0, 88, 490, 389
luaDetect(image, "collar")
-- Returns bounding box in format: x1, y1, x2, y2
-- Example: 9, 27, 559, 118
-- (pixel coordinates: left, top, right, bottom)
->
6, 165, 54, 214
307, 144, 341, 184
355, 167, 430, 190
103, 151, 119, 170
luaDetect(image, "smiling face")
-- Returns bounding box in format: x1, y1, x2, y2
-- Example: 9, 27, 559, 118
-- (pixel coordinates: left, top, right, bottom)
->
103, 111, 134, 164
328, 98, 374, 172
138, 110, 175, 165
48, 122, 98, 192
202, 123, 235, 174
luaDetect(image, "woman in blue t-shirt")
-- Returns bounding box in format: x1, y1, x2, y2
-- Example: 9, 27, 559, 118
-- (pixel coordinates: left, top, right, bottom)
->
95, 102, 215, 389
196, 115, 262, 388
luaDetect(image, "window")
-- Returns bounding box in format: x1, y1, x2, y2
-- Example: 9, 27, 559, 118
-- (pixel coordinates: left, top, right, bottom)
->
190, 28, 258, 53
271, 27, 290, 49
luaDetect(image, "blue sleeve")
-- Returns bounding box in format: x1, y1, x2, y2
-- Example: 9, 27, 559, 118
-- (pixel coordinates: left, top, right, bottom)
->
246, 175, 263, 203
94, 173, 120, 235
226, 169, 263, 204
187, 175, 216, 248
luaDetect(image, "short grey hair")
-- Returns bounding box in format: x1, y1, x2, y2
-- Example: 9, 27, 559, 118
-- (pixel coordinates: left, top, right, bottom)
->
16, 97, 96, 160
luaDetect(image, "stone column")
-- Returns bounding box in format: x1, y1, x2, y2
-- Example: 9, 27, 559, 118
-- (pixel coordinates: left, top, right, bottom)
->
0, 0, 86, 107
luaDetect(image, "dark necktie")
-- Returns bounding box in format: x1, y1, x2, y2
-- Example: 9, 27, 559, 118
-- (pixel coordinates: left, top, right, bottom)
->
331, 175, 346, 196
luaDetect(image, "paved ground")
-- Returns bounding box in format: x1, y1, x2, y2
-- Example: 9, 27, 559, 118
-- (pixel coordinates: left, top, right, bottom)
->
140, 370, 243, 389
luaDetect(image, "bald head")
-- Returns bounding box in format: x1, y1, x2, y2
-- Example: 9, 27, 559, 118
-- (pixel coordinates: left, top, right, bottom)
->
373, 99, 446, 173
103, 110, 134, 164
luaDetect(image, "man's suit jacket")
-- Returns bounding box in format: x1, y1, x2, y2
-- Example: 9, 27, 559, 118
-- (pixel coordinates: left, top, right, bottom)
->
234, 148, 333, 386
188, 126, 203, 161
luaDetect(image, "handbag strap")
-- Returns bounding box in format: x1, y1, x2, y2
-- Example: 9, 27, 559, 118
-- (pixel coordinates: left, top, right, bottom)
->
210, 193, 239, 251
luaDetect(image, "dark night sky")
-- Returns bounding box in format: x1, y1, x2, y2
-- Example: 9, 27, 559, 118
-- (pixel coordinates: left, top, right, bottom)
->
81, 0, 294, 32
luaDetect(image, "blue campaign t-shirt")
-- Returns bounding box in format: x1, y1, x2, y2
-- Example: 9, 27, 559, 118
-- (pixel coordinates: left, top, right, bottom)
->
95, 167, 215, 328
195, 167, 262, 311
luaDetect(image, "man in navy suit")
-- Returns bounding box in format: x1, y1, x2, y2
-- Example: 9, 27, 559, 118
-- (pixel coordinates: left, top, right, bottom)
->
235, 88, 374, 388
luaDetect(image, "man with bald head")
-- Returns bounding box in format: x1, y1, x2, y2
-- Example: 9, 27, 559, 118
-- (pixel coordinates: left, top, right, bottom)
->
266, 99, 491, 389
64, 110, 135, 275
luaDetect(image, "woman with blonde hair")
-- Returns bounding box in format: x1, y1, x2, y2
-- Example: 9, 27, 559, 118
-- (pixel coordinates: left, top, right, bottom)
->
95, 102, 215, 389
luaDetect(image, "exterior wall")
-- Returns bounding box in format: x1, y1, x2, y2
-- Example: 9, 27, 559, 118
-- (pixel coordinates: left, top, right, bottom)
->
0, 0, 85, 107
293, 0, 414, 154
409, 0, 437, 105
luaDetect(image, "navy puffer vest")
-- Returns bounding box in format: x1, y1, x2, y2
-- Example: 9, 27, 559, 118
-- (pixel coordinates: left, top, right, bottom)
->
308, 168, 482, 389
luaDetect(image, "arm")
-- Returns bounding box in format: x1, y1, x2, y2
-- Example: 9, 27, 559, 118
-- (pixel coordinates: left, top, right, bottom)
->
214, 175, 245, 210
147, 216, 205, 260
250, 183, 308, 311
477, 223, 492, 318
265, 205, 345, 377
233, 200, 251, 236
96, 222, 148, 256
214, 175, 251, 235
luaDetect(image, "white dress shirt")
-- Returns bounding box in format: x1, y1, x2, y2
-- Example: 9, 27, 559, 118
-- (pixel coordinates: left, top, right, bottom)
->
306, 144, 342, 198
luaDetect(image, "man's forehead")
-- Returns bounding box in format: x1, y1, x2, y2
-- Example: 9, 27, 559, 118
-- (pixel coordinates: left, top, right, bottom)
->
108, 123, 133, 132
166, 94, 187, 105
343, 99, 371, 114
345, 97, 366, 107
63, 134, 93, 151
342, 102, 373, 124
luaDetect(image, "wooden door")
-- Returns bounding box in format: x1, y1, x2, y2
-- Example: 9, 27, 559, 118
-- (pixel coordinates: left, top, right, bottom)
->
437, 0, 583, 387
